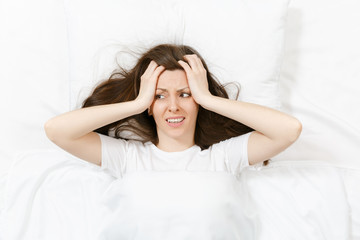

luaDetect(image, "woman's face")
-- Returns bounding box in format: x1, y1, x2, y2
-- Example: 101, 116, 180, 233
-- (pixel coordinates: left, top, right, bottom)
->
149, 69, 199, 145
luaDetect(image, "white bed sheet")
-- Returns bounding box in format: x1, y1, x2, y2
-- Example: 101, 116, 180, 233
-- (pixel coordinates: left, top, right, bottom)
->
0, 150, 353, 240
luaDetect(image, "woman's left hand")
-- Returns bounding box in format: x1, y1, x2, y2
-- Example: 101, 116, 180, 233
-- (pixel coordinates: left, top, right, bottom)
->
178, 54, 212, 105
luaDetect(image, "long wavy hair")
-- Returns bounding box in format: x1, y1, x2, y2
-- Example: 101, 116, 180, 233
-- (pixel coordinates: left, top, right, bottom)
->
82, 43, 254, 150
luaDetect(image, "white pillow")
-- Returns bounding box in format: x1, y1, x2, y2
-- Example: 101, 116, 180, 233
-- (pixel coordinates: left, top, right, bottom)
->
0, 0, 290, 179
64, 0, 289, 109
274, 0, 360, 167
0, 0, 69, 177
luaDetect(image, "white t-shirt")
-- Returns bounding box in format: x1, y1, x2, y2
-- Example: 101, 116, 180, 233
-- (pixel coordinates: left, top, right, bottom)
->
98, 132, 253, 178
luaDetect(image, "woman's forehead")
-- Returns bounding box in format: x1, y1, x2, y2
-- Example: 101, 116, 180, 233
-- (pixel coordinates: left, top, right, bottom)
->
157, 69, 188, 89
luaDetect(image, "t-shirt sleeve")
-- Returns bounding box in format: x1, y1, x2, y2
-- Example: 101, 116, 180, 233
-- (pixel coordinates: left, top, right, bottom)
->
212, 131, 253, 174
97, 133, 128, 178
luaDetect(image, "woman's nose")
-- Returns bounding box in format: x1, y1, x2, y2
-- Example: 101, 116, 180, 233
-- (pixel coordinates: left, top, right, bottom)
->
168, 97, 179, 112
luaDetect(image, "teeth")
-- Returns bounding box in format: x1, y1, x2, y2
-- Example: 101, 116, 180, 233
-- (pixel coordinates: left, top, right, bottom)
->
167, 118, 184, 123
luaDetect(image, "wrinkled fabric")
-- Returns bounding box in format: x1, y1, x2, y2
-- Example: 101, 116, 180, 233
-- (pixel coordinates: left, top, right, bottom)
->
96, 171, 255, 240
0, 150, 351, 240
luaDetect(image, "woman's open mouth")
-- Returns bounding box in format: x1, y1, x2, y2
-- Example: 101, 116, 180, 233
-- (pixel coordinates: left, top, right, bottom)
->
166, 117, 185, 127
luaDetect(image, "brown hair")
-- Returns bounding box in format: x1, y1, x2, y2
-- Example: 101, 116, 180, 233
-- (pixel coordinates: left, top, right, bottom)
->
82, 43, 255, 150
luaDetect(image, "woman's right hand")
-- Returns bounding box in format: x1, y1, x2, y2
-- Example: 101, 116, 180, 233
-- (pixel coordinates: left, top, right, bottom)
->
136, 60, 166, 110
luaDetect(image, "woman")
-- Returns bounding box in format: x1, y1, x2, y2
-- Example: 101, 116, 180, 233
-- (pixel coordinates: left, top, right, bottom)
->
44, 43, 302, 238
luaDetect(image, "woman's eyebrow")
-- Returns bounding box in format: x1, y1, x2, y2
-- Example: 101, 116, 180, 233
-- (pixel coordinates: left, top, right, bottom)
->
156, 87, 189, 92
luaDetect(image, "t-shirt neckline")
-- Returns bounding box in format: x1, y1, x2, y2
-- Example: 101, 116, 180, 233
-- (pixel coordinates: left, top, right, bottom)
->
150, 143, 200, 158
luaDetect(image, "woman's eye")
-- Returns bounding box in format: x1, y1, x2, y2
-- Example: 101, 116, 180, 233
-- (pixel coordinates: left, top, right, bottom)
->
180, 93, 191, 98
155, 94, 165, 99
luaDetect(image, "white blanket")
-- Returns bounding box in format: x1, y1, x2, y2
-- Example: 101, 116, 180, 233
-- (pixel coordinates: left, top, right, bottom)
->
0, 150, 351, 240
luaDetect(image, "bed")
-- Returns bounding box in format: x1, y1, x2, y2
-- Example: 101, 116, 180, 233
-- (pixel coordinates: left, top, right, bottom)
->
1, 0, 359, 239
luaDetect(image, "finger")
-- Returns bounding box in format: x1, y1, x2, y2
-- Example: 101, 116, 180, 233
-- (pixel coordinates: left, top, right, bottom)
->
195, 55, 205, 69
184, 54, 202, 71
147, 66, 165, 89
143, 60, 158, 77
192, 55, 205, 70
190, 55, 206, 73
178, 60, 192, 73
153, 65, 166, 77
